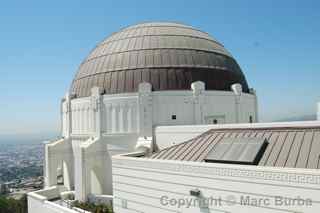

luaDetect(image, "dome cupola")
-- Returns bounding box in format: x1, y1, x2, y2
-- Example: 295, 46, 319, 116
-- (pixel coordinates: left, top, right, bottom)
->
70, 22, 249, 98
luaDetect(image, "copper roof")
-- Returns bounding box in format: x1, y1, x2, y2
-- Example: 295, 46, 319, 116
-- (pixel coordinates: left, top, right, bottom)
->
149, 127, 320, 169
70, 22, 249, 97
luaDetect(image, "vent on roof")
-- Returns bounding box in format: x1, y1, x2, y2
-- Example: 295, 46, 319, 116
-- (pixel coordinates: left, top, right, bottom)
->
204, 137, 268, 165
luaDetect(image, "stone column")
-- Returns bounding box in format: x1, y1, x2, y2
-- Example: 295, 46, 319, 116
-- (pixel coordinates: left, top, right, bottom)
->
44, 138, 73, 190
191, 81, 205, 124
62, 93, 72, 138
74, 143, 86, 201
122, 104, 128, 132
106, 104, 111, 133
119, 104, 124, 133
250, 88, 259, 122
111, 105, 117, 133
44, 142, 57, 187
74, 138, 112, 202
231, 83, 243, 123
127, 104, 132, 133
91, 87, 102, 138
138, 82, 153, 137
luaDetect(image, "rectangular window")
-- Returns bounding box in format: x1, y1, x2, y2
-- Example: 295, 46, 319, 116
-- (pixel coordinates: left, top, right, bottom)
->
205, 137, 268, 165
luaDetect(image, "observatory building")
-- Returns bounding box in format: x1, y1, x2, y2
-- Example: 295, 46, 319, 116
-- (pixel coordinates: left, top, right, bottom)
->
46, 22, 258, 200
28, 22, 320, 213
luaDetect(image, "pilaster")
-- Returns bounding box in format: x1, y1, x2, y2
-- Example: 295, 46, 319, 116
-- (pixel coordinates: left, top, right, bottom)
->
91, 87, 102, 138
62, 93, 72, 138
231, 83, 243, 123
138, 82, 153, 137
191, 81, 205, 124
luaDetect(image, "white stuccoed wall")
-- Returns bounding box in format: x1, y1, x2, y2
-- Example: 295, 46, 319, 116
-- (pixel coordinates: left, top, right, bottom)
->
73, 137, 113, 201
44, 82, 258, 203
154, 120, 320, 150
112, 155, 320, 213
44, 138, 74, 189
28, 186, 89, 213
61, 82, 258, 137
102, 93, 139, 134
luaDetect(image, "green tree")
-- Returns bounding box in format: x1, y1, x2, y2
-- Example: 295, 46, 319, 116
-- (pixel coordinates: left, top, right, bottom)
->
0, 195, 28, 213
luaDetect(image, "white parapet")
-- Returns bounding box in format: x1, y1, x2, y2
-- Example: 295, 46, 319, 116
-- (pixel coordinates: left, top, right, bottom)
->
154, 120, 320, 150
44, 138, 74, 189
74, 137, 113, 201
112, 154, 320, 213
27, 186, 78, 213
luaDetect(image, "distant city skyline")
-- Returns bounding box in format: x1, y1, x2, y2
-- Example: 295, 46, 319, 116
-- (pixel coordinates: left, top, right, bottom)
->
0, 0, 319, 134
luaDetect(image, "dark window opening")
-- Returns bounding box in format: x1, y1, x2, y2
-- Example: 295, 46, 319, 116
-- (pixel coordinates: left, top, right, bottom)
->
249, 116, 253, 123
172, 115, 176, 120
213, 119, 218, 124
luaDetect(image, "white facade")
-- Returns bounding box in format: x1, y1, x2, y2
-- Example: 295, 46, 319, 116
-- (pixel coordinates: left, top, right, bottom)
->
29, 82, 257, 213
112, 154, 320, 213
113, 121, 320, 213
62, 82, 257, 139
53, 82, 257, 200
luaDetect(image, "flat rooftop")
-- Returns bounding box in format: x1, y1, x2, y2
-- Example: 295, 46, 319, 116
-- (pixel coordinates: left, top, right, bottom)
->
149, 125, 320, 169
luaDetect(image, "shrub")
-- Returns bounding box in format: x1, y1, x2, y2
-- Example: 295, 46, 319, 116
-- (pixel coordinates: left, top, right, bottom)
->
73, 200, 113, 213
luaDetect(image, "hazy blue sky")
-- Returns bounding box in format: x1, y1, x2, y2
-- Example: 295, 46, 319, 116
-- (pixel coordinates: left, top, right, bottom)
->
0, 0, 319, 135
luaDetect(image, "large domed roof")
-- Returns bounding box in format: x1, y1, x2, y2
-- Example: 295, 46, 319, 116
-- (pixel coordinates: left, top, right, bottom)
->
70, 22, 250, 97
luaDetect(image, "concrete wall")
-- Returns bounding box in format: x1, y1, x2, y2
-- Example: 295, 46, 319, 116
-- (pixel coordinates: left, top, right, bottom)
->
152, 91, 195, 126
62, 86, 257, 138
74, 137, 113, 201
28, 186, 79, 213
154, 120, 320, 150
28, 196, 89, 213
154, 125, 215, 150
112, 155, 320, 213
66, 93, 140, 136
44, 138, 74, 189
56, 82, 257, 203
70, 97, 92, 135
152, 90, 257, 126
102, 93, 139, 134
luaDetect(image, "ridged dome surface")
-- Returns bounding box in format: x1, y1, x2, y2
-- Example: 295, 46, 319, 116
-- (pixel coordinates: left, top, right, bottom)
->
70, 22, 249, 97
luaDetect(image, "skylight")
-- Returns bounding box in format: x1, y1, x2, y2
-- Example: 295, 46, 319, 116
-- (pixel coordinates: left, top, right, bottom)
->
204, 137, 268, 165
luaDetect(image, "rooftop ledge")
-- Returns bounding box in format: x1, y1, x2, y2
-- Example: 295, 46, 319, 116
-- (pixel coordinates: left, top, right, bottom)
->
112, 153, 320, 188
155, 120, 320, 132
28, 186, 113, 213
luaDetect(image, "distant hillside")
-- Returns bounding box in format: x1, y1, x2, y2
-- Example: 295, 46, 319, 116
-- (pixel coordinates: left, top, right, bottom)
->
0, 132, 59, 144
274, 114, 317, 122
